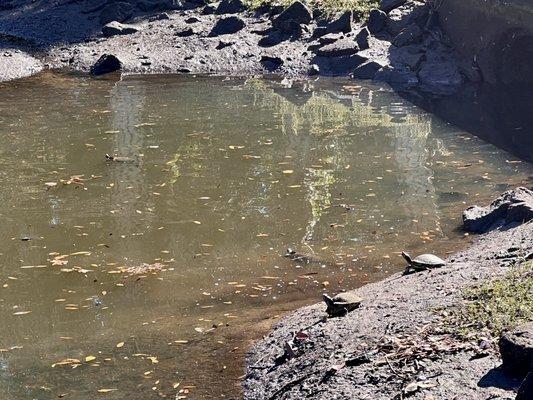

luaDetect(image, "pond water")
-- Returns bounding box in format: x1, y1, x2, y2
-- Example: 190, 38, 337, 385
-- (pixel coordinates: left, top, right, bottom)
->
0, 73, 531, 400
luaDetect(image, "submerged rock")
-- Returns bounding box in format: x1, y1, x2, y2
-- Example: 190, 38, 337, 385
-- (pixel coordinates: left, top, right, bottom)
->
209, 16, 245, 36
102, 21, 140, 37
463, 187, 533, 233
90, 54, 122, 76
499, 322, 533, 379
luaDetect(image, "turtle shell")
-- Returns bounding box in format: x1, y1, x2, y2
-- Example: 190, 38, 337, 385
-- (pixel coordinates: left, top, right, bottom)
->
411, 254, 445, 268
332, 292, 363, 306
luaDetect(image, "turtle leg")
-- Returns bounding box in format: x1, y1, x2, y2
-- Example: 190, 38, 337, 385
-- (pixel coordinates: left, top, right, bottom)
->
403, 266, 412, 275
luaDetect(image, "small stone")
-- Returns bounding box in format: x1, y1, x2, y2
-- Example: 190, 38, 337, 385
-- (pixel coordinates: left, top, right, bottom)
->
366, 9, 387, 34
185, 16, 201, 23
499, 322, 533, 379
215, 40, 234, 50
209, 16, 245, 36
90, 54, 122, 76
175, 27, 195, 37
102, 21, 140, 37
260, 55, 283, 71
308, 64, 320, 75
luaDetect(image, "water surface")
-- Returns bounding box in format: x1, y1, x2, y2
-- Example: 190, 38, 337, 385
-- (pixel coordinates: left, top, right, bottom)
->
0, 73, 531, 399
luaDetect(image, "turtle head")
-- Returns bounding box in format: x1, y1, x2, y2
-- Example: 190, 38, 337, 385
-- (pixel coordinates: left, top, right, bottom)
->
105, 153, 114, 161
401, 251, 412, 264
285, 248, 296, 257
322, 294, 334, 308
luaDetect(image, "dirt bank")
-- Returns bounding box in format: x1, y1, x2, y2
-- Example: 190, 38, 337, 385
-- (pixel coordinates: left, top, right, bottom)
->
0, 0, 465, 93
244, 188, 533, 399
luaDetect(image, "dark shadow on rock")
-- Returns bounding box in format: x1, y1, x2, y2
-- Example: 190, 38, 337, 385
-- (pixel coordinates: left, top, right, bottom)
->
477, 366, 522, 391
400, 83, 533, 163
311, 54, 365, 76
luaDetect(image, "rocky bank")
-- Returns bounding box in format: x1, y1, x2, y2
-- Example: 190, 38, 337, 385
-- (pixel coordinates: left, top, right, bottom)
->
0, 0, 465, 93
244, 188, 533, 399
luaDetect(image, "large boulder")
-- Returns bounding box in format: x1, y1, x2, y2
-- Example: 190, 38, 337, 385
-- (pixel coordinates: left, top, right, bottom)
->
209, 16, 245, 36
499, 322, 533, 379
418, 60, 463, 89
380, 0, 407, 13
353, 60, 383, 80
389, 44, 423, 68
386, 1, 429, 36
137, 0, 182, 12
99, 2, 134, 25
366, 9, 387, 34
392, 23, 422, 47
517, 372, 533, 400
215, 0, 245, 14
315, 38, 359, 57
90, 54, 122, 76
323, 11, 352, 35
102, 21, 140, 37
374, 65, 418, 86
462, 187, 533, 233
355, 27, 370, 50
272, 1, 312, 29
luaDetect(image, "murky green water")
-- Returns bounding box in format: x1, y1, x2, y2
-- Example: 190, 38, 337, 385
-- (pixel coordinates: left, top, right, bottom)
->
0, 73, 531, 400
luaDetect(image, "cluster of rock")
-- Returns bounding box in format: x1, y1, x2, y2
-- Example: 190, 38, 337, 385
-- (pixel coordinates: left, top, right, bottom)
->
78, 0, 465, 92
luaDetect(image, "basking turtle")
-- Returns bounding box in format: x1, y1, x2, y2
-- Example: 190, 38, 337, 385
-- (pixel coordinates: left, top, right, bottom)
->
323, 291, 363, 317
402, 251, 445, 274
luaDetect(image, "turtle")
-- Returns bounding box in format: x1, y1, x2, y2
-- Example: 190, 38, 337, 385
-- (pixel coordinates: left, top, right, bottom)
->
323, 291, 363, 317
402, 251, 445, 274
105, 153, 136, 163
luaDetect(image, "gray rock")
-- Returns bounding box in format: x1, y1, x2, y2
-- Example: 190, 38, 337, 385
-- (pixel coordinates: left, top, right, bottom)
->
389, 44, 423, 68
102, 21, 140, 37
499, 322, 533, 379
90, 54, 122, 76
215, 0, 245, 14
209, 16, 245, 36
260, 55, 284, 71
272, 1, 312, 29
392, 23, 422, 47
318, 33, 344, 46
149, 12, 170, 21
315, 38, 359, 57
418, 61, 463, 89
517, 372, 533, 400
367, 9, 387, 34
324, 11, 352, 35
386, 1, 429, 36
463, 187, 533, 233
353, 60, 383, 79
355, 28, 370, 50
99, 2, 133, 25
380, 0, 407, 13
374, 65, 418, 86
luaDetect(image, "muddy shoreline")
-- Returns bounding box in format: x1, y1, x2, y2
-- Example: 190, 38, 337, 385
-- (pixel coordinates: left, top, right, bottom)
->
1, 0, 465, 94
244, 189, 533, 399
